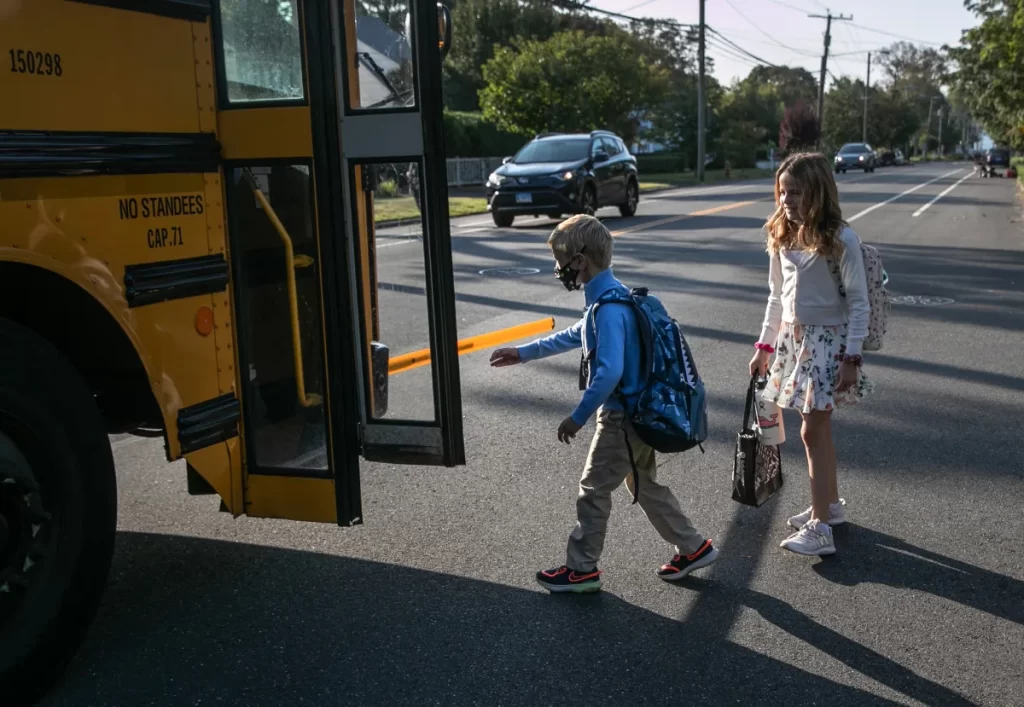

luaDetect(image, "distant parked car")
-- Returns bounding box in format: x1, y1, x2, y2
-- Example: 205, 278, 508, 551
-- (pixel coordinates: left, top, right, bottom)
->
987, 147, 1011, 168
834, 142, 878, 173
485, 130, 639, 228
879, 149, 905, 167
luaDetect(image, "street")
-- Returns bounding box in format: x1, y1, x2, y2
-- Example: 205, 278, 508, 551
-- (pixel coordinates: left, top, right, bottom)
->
45, 163, 1023, 706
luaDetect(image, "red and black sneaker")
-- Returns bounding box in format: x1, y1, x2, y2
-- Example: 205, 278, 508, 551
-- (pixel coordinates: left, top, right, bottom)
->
656, 539, 720, 581
536, 565, 603, 593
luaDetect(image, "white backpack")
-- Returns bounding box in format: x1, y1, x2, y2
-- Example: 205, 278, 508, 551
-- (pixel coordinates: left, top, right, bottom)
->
827, 241, 890, 352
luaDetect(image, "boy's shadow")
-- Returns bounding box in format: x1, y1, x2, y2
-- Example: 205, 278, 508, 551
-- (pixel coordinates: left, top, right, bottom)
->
815, 524, 1023, 627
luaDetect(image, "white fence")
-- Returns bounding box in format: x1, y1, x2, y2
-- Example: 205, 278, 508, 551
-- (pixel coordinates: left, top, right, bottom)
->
446, 157, 506, 187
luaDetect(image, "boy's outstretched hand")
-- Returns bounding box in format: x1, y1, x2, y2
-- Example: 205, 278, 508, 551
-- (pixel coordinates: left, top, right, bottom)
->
489, 348, 521, 367
557, 417, 582, 444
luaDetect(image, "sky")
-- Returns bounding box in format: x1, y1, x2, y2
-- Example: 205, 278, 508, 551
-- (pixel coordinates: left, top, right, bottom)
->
588, 0, 979, 87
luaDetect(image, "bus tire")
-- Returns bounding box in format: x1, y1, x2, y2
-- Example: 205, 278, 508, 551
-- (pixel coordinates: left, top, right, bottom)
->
0, 318, 117, 706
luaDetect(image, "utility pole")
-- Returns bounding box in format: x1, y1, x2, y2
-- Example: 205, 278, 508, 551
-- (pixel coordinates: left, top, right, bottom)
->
697, 0, 706, 182
937, 107, 944, 157
862, 52, 871, 144
809, 10, 853, 141
924, 96, 939, 158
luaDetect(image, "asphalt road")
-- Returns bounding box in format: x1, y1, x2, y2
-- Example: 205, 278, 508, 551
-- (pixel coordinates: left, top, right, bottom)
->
43, 163, 1023, 707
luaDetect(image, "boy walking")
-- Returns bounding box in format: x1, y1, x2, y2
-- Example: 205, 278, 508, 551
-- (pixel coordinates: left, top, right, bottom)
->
489, 215, 719, 593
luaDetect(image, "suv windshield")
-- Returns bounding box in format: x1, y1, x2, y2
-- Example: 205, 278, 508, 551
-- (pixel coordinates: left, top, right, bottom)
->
839, 144, 870, 154
513, 138, 590, 163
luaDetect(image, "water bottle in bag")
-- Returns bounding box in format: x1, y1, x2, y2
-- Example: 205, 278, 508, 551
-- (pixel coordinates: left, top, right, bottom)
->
753, 377, 785, 446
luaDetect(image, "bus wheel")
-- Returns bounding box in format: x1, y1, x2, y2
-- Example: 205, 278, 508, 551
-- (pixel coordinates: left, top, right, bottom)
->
0, 318, 117, 706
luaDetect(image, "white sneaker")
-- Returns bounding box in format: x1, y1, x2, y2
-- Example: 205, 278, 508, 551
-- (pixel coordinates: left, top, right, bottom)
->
780, 519, 836, 556
787, 499, 847, 530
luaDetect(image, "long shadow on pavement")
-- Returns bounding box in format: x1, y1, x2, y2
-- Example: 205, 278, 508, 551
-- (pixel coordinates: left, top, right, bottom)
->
815, 524, 1024, 628
42, 528, 971, 707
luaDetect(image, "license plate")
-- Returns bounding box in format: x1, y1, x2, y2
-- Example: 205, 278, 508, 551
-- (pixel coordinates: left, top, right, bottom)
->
515, 192, 533, 204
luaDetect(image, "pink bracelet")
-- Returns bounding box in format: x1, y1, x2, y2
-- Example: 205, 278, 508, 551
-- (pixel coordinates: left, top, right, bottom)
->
755, 343, 775, 353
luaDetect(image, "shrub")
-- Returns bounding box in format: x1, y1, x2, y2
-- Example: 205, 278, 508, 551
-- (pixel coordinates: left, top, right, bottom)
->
375, 179, 399, 199
443, 110, 525, 158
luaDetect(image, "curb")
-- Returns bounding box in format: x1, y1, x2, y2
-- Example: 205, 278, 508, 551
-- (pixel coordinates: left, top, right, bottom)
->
376, 177, 770, 228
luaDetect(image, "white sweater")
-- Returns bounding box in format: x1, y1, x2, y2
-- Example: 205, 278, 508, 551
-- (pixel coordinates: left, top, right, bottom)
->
757, 225, 871, 356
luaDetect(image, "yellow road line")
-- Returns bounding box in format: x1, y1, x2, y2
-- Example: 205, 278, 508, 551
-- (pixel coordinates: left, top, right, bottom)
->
389, 317, 555, 375
611, 200, 760, 236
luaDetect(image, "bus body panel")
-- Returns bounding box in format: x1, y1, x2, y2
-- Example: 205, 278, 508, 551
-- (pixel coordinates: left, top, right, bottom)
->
0, 171, 244, 513
0, 0, 204, 134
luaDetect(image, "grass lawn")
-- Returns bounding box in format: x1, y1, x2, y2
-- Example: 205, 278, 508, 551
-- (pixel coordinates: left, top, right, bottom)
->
374, 196, 488, 223
639, 167, 775, 192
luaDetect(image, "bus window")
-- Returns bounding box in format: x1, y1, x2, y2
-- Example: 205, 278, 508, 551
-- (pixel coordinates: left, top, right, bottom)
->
351, 1, 415, 110
218, 0, 306, 104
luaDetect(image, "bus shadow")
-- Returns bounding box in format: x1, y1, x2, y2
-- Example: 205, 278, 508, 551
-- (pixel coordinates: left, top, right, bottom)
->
42, 530, 974, 707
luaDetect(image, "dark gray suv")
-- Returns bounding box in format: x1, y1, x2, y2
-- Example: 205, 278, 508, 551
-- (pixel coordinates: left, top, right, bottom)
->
834, 142, 877, 173
485, 130, 640, 228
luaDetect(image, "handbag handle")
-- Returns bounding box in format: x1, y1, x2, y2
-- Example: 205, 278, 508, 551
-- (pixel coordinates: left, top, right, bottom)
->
742, 374, 760, 433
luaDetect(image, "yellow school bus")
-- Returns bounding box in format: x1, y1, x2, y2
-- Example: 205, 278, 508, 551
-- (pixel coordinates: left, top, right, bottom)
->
0, 1, 551, 702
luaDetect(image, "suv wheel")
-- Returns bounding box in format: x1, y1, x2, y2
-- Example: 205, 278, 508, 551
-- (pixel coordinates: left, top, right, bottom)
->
619, 180, 638, 217
581, 185, 597, 216
491, 211, 514, 228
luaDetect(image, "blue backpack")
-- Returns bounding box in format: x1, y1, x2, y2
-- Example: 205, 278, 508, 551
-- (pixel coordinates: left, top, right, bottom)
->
592, 287, 708, 455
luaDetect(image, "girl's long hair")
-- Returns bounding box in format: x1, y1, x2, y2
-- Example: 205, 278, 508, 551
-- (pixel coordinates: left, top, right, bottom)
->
765, 152, 846, 256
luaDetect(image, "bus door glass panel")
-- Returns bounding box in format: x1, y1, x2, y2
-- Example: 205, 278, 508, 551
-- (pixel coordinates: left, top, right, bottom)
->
339, 0, 463, 465
227, 164, 330, 475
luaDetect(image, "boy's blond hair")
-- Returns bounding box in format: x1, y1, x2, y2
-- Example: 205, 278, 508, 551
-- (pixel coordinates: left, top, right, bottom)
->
547, 214, 613, 269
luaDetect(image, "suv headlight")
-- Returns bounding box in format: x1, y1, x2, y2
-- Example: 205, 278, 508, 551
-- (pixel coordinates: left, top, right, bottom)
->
487, 172, 506, 187
552, 171, 575, 181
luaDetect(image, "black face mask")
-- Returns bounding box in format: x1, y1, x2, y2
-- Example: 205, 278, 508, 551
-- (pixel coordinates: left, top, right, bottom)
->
554, 247, 586, 291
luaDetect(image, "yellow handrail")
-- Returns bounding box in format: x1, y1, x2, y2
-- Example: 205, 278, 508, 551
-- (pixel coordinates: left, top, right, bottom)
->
243, 171, 322, 408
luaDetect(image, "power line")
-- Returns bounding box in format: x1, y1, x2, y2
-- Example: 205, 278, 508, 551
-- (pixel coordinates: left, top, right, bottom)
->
831, 47, 886, 57
706, 26, 780, 67
721, 0, 820, 57
551, 0, 696, 29
763, 0, 815, 13
706, 35, 768, 67
623, 0, 658, 11
847, 22, 944, 46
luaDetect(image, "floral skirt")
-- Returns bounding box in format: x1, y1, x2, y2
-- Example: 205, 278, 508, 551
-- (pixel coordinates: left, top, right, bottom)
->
763, 322, 874, 413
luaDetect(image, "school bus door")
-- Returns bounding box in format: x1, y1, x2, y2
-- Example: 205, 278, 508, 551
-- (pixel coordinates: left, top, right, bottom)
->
215, 0, 463, 526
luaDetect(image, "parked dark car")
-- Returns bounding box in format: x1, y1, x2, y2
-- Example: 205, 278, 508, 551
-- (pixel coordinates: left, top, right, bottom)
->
987, 147, 1011, 168
879, 149, 905, 167
834, 142, 877, 173
485, 130, 640, 228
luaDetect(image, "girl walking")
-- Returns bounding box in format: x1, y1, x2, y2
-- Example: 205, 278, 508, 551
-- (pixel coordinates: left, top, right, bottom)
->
749, 152, 874, 556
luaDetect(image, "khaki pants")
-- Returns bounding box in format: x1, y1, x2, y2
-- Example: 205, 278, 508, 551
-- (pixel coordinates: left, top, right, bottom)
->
566, 409, 705, 572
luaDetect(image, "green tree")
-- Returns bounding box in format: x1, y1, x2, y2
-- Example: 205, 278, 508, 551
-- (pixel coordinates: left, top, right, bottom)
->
947, 0, 1024, 150
479, 30, 669, 144
442, 0, 617, 111
875, 42, 952, 153
823, 77, 922, 152
721, 66, 819, 149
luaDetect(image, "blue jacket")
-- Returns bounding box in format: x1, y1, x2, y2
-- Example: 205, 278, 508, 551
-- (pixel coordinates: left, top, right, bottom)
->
517, 268, 643, 426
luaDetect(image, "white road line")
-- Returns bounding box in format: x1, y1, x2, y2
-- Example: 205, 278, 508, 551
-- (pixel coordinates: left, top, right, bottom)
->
912, 173, 972, 217
376, 238, 420, 248
846, 168, 962, 222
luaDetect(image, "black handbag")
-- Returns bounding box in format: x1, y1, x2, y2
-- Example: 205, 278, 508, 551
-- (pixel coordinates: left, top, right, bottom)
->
732, 375, 784, 507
